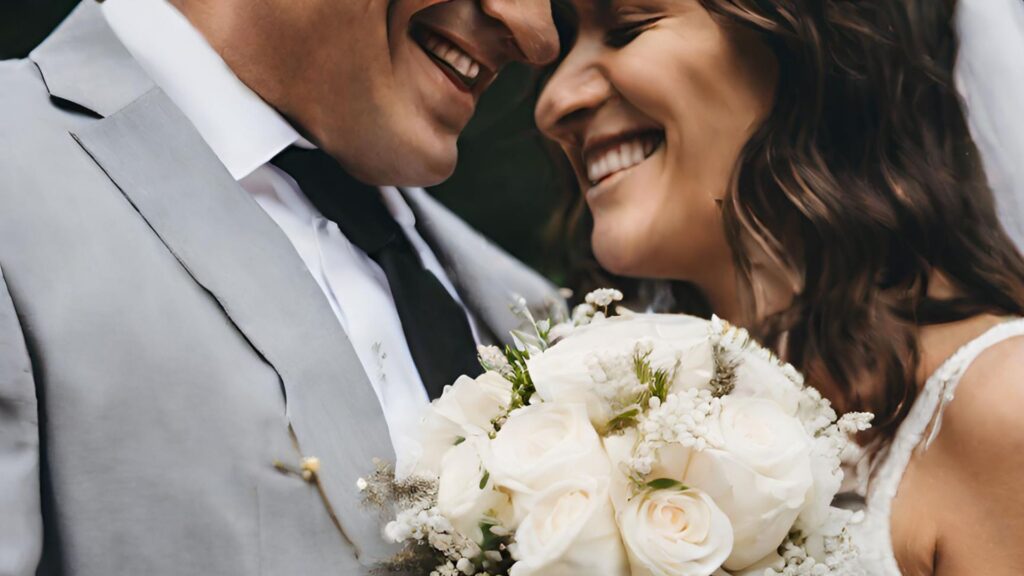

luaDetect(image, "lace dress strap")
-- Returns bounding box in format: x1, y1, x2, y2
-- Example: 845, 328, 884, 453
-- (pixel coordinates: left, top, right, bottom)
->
853, 318, 1024, 575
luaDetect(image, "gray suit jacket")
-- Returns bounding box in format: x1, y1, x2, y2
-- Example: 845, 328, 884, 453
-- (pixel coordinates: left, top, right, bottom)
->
0, 3, 563, 575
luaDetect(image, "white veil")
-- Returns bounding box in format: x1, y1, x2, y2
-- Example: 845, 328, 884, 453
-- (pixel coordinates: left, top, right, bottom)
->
954, 0, 1024, 250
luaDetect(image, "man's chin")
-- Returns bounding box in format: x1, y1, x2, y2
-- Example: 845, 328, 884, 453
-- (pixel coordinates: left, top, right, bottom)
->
389, 145, 459, 188
337, 144, 457, 188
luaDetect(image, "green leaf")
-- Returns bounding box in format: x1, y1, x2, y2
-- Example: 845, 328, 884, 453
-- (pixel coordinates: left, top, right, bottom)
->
604, 408, 641, 433
645, 478, 689, 492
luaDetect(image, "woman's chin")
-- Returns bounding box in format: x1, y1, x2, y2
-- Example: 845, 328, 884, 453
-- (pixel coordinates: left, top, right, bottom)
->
592, 230, 647, 279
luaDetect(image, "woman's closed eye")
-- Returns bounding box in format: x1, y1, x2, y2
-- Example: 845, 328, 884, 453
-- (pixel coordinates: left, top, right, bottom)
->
605, 17, 662, 47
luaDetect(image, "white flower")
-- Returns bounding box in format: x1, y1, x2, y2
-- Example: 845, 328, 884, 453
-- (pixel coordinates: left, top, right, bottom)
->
571, 303, 596, 325
477, 345, 510, 374
793, 434, 846, 542
511, 295, 530, 317
546, 320, 577, 342
617, 486, 734, 576
796, 412, 872, 543
413, 372, 513, 477
508, 477, 628, 576
683, 397, 814, 571
727, 348, 805, 416
437, 437, 512, 543
376, 313, 868, 576
729, 551, 786, 575
837, 412, 874, 435
629, 389, 720, 479
527, 314, 713, 428
485, 403, 611, 520
601, 429, 640, 506
585, 288, 624, 308
455, 557, 475, 575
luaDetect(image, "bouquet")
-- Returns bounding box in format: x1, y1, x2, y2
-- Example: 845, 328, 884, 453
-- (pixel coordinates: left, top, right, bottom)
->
360, 290, 872, 576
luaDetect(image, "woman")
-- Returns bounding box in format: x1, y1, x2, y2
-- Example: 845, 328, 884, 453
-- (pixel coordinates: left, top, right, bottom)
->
536, 1, 1024, 574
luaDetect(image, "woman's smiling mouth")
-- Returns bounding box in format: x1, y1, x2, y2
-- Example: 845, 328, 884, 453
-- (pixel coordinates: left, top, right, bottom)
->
584, 130, 665, 186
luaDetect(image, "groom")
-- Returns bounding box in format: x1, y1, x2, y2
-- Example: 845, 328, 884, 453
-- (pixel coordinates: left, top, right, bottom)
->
0, 0, 559, 574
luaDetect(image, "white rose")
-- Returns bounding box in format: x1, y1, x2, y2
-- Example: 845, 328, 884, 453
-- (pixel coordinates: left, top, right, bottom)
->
412, 372, 512, 477
509, 477, 628, 576
527, 314, 713, 428
602, 429, 642, 508
436, 437, 512, 543
603, 432, 700, 512
730, 551, 786, 575
683, 397, 814, 571
728, 352, 804, 416
794, 434, 845, 538
486, 403, 611, 521
618, 486, 734, 576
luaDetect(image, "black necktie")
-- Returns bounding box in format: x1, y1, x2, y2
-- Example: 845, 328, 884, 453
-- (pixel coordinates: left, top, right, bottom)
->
271, 147, 482, 399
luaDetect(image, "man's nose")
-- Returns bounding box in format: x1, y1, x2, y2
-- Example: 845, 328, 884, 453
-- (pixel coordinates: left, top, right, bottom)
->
480, 0, 559, 65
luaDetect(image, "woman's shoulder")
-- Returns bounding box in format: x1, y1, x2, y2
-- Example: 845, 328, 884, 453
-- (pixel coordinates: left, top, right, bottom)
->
937, 327, 1024, 455
921, 325, 1024, 571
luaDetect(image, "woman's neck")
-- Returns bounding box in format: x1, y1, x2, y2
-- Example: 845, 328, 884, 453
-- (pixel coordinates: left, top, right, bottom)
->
694, 256, 796, 330
700, 271, 744, 325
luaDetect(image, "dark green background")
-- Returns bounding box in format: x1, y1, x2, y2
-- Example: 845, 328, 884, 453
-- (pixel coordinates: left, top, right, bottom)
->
0, 0, 571, 284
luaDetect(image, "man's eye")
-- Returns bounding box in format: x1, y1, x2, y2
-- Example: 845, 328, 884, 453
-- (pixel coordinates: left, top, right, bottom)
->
605, 18, 660, 48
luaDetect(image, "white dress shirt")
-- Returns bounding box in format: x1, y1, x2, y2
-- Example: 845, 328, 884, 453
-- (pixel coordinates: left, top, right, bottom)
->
101, 0, 478, 460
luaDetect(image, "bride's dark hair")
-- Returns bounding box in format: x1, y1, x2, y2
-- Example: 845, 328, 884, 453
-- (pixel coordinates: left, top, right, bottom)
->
700, 0, 1024, 449
551, 0, 1024, 452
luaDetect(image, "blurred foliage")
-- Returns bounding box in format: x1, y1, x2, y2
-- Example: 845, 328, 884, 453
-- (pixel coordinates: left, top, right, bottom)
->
0, 1, 570, 284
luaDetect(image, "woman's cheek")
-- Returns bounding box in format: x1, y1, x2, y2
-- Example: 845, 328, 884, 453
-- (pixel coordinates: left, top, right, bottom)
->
611, 51, 686, 120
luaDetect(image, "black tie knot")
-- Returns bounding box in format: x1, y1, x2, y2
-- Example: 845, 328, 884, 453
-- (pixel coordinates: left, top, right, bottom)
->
271, 147, 400, 254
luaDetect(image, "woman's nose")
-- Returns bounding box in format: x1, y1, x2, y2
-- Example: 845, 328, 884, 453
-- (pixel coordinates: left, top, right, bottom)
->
536, 65, 614, 144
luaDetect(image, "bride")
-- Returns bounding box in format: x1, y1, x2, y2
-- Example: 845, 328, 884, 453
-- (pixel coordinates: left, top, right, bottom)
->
534, 0, 1024, 574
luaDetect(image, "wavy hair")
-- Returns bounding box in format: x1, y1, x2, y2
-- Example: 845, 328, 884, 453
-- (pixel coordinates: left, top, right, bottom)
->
701, 0, 1024, 448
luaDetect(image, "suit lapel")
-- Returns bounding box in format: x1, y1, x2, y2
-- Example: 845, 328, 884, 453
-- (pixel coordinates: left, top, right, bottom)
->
30, 1, 153, 117
34, 2, 395, 563
72, 89, 395, 562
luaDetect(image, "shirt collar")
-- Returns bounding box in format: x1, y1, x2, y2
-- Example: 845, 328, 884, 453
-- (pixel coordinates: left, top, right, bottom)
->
101, 0, 311, 180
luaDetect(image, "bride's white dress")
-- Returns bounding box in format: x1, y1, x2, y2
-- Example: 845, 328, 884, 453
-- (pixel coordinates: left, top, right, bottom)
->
847, 318, 1024, 574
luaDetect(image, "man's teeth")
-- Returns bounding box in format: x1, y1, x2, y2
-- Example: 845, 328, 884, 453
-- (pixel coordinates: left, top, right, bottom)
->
424, 34, 481, 81
587, 137, 660, 184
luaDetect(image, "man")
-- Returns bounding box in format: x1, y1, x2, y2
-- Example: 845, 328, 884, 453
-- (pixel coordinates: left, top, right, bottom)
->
0, 0, 560, 574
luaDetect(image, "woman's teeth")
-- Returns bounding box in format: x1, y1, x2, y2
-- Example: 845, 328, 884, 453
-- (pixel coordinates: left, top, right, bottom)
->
586, 135, 662, 185
423, 33, 482, 82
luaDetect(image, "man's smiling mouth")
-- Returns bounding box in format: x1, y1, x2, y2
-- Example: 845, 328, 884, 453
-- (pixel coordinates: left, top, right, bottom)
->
414, 27, 485, 91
